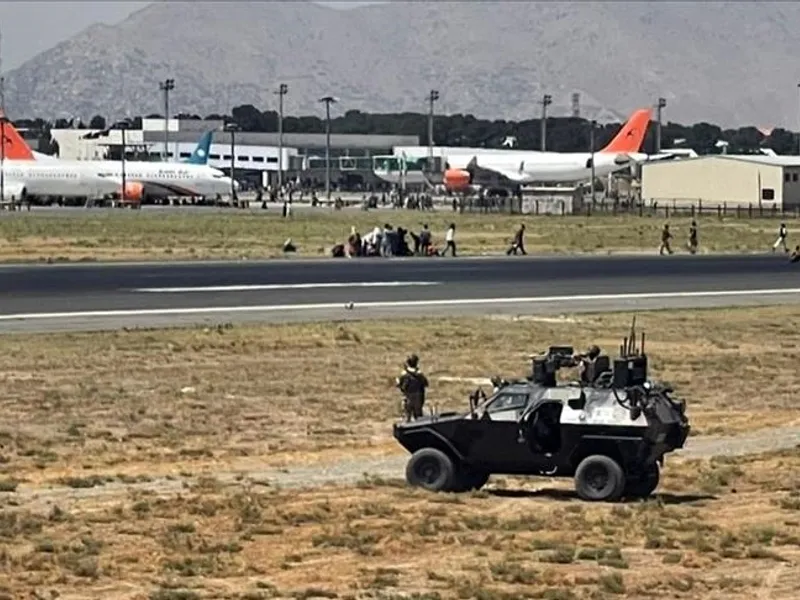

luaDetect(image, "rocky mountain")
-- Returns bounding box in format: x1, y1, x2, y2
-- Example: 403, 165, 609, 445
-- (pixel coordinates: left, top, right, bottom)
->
4, 0, 800, 128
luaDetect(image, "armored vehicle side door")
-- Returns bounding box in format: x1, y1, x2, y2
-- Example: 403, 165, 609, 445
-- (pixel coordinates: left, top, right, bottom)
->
461, 388, 538, 472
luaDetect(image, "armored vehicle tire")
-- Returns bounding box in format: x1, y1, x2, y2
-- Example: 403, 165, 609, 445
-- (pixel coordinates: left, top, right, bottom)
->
406, 448, 456, 492
574, 455, 626, 502
624, 463, 660, 498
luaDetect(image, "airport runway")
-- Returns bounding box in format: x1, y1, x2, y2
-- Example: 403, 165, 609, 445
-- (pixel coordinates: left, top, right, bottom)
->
0, 253, 798, 333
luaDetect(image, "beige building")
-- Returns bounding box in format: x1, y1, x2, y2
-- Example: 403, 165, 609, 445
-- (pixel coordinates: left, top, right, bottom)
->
641, 155, 800, 211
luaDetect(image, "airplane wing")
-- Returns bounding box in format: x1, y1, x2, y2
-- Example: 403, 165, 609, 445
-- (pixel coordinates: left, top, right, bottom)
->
468, 158, 529, 183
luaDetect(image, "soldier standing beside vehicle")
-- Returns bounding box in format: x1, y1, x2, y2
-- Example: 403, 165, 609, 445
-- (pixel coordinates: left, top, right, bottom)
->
773, 223, 789, 253
396, 354, 429, 421
659, 224, 673, 255
687, 220, 698, 254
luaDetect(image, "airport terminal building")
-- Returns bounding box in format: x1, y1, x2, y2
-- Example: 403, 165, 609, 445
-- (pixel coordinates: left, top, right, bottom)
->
49, 118, 420, 190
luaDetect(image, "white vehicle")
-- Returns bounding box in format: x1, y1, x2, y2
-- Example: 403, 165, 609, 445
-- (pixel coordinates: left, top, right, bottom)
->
1, 119, 238, 204
441, 108, 656, 191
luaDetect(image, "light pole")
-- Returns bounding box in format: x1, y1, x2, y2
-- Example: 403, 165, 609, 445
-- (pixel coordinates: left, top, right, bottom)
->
224, 120, 239, 202
656, 97, 667, 154
275, 83, 288, 191
427, 89, 439, 171
590, 120, 597, 203
159, 78, 175, 162
318, 95, 337, 201
118, 119, 131, 203
540, 94, 552, 151
796, 83, 800, 155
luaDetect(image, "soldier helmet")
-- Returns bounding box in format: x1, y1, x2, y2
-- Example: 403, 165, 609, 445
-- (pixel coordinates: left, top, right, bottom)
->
587, 345, 600, 358
406, 354, 419, 369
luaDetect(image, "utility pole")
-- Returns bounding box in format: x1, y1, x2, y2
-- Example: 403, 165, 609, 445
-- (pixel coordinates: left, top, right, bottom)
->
159, 78, 175, 161
318, 96, 337, 201
275, 83, 288, 191
540, 94, 552, 151
427, 89, 439, 172
590, 120, 597, 204
118, 120, 130, 204
656, 97, 667, 154
224, 120, 239, 203
796, 83, 800, 155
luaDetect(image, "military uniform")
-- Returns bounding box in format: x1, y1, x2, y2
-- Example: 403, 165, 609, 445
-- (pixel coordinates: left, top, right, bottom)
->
575, 345, 601, 384
396, 354, 429, 421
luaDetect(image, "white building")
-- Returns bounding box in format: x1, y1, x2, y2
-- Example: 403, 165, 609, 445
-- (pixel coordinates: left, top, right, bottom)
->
641, 154, 800, 211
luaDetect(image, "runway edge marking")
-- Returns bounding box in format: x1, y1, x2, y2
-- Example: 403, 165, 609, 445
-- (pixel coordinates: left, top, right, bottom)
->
2, 288, 799, 321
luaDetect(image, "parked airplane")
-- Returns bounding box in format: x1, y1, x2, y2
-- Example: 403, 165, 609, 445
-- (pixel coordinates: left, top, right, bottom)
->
442, 108, 655, 192
1, 119, 237, 204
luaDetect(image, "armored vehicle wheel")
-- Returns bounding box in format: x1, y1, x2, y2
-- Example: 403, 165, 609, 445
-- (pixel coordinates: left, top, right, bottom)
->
624, 463, 660, 498
406, 448, 456, 492
574, 455, 626, 502
451, 465, 490, 493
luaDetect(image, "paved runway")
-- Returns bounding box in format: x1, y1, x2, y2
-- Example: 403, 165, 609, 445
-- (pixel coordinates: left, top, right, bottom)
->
0, 253, 798, 332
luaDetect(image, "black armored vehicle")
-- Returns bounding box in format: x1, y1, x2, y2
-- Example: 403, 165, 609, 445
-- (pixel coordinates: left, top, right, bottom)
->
393, 320, 690, 502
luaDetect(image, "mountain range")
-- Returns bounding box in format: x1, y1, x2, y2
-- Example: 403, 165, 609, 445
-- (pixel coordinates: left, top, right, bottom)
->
4, 1, 800, 128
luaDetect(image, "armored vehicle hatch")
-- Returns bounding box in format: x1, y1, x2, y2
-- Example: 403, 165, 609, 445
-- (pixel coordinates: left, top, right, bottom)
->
393, 317, 690, 502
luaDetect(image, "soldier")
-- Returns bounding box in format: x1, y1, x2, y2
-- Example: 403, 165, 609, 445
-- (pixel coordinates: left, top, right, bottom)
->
773, 223, 789, 253
396, 354, 429, 421
573, 345, 601, 384
659, 224, 673, 255
687, 220, 698, 254
506, 223, 527, 255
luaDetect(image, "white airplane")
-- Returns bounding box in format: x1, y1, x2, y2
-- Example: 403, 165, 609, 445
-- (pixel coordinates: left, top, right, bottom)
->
441, 108, 657, 191
1, 117, 238, 204
0, 161, 116, 202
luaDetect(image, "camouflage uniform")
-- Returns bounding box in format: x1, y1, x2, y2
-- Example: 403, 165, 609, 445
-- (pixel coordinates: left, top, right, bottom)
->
396, 354, 429, 421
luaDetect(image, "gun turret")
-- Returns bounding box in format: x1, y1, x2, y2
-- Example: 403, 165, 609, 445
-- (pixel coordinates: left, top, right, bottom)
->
530, 345, 576, 386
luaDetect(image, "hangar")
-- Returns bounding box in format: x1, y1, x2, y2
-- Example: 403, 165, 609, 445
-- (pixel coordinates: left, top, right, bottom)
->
641, 155, 800, 211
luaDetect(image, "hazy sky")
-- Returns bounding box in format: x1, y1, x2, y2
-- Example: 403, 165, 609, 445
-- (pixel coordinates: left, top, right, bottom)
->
0, 1, 383, 72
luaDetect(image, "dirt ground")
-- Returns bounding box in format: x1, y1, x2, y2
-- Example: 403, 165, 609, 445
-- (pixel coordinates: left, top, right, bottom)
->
1, 305, 800, 598
0, 209, 792, 262
0, 449, 798, 599
0, 305, 798, 488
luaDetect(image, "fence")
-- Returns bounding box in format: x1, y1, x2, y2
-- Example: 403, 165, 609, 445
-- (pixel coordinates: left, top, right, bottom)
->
456, 195, 800, 219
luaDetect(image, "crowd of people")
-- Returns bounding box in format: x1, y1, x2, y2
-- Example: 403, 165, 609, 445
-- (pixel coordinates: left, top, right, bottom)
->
331, 222, 458, 258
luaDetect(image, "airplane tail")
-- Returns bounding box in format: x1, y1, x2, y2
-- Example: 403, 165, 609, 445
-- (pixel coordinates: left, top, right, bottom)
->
0, 112, 36, 161
600, 108, 652, 154
182, 131, 213, 165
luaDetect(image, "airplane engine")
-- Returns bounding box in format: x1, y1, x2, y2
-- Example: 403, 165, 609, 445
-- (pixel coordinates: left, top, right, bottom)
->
443, 168, 472, 191
613, 154, 631, 165
120, 181, 145, 203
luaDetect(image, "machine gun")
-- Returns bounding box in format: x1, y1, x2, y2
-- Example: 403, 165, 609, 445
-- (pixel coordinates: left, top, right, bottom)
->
529, 345, 580, 386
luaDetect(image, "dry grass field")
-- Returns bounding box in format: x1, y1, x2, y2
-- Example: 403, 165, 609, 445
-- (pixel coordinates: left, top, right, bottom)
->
0, 449, 798, 599
0, 209, 792, 262
0, 305, 798, 489
1, 305, 800, 598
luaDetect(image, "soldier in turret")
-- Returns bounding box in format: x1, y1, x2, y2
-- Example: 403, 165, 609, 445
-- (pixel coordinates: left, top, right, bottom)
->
573, 345, 601, 384
396, 354, 429, 421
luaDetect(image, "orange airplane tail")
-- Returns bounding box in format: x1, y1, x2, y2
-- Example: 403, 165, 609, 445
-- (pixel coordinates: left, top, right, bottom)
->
600, 108, 652, 154
0, 111, 36, 160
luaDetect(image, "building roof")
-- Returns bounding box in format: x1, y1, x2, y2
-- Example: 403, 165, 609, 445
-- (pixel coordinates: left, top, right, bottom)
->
141, 130, 419, 149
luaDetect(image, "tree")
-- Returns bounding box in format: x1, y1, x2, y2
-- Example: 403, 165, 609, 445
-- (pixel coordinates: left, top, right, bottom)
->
89, 115, 106, 129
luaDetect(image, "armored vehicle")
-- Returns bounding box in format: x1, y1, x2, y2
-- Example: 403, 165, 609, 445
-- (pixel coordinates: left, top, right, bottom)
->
393, 319, 690, 502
